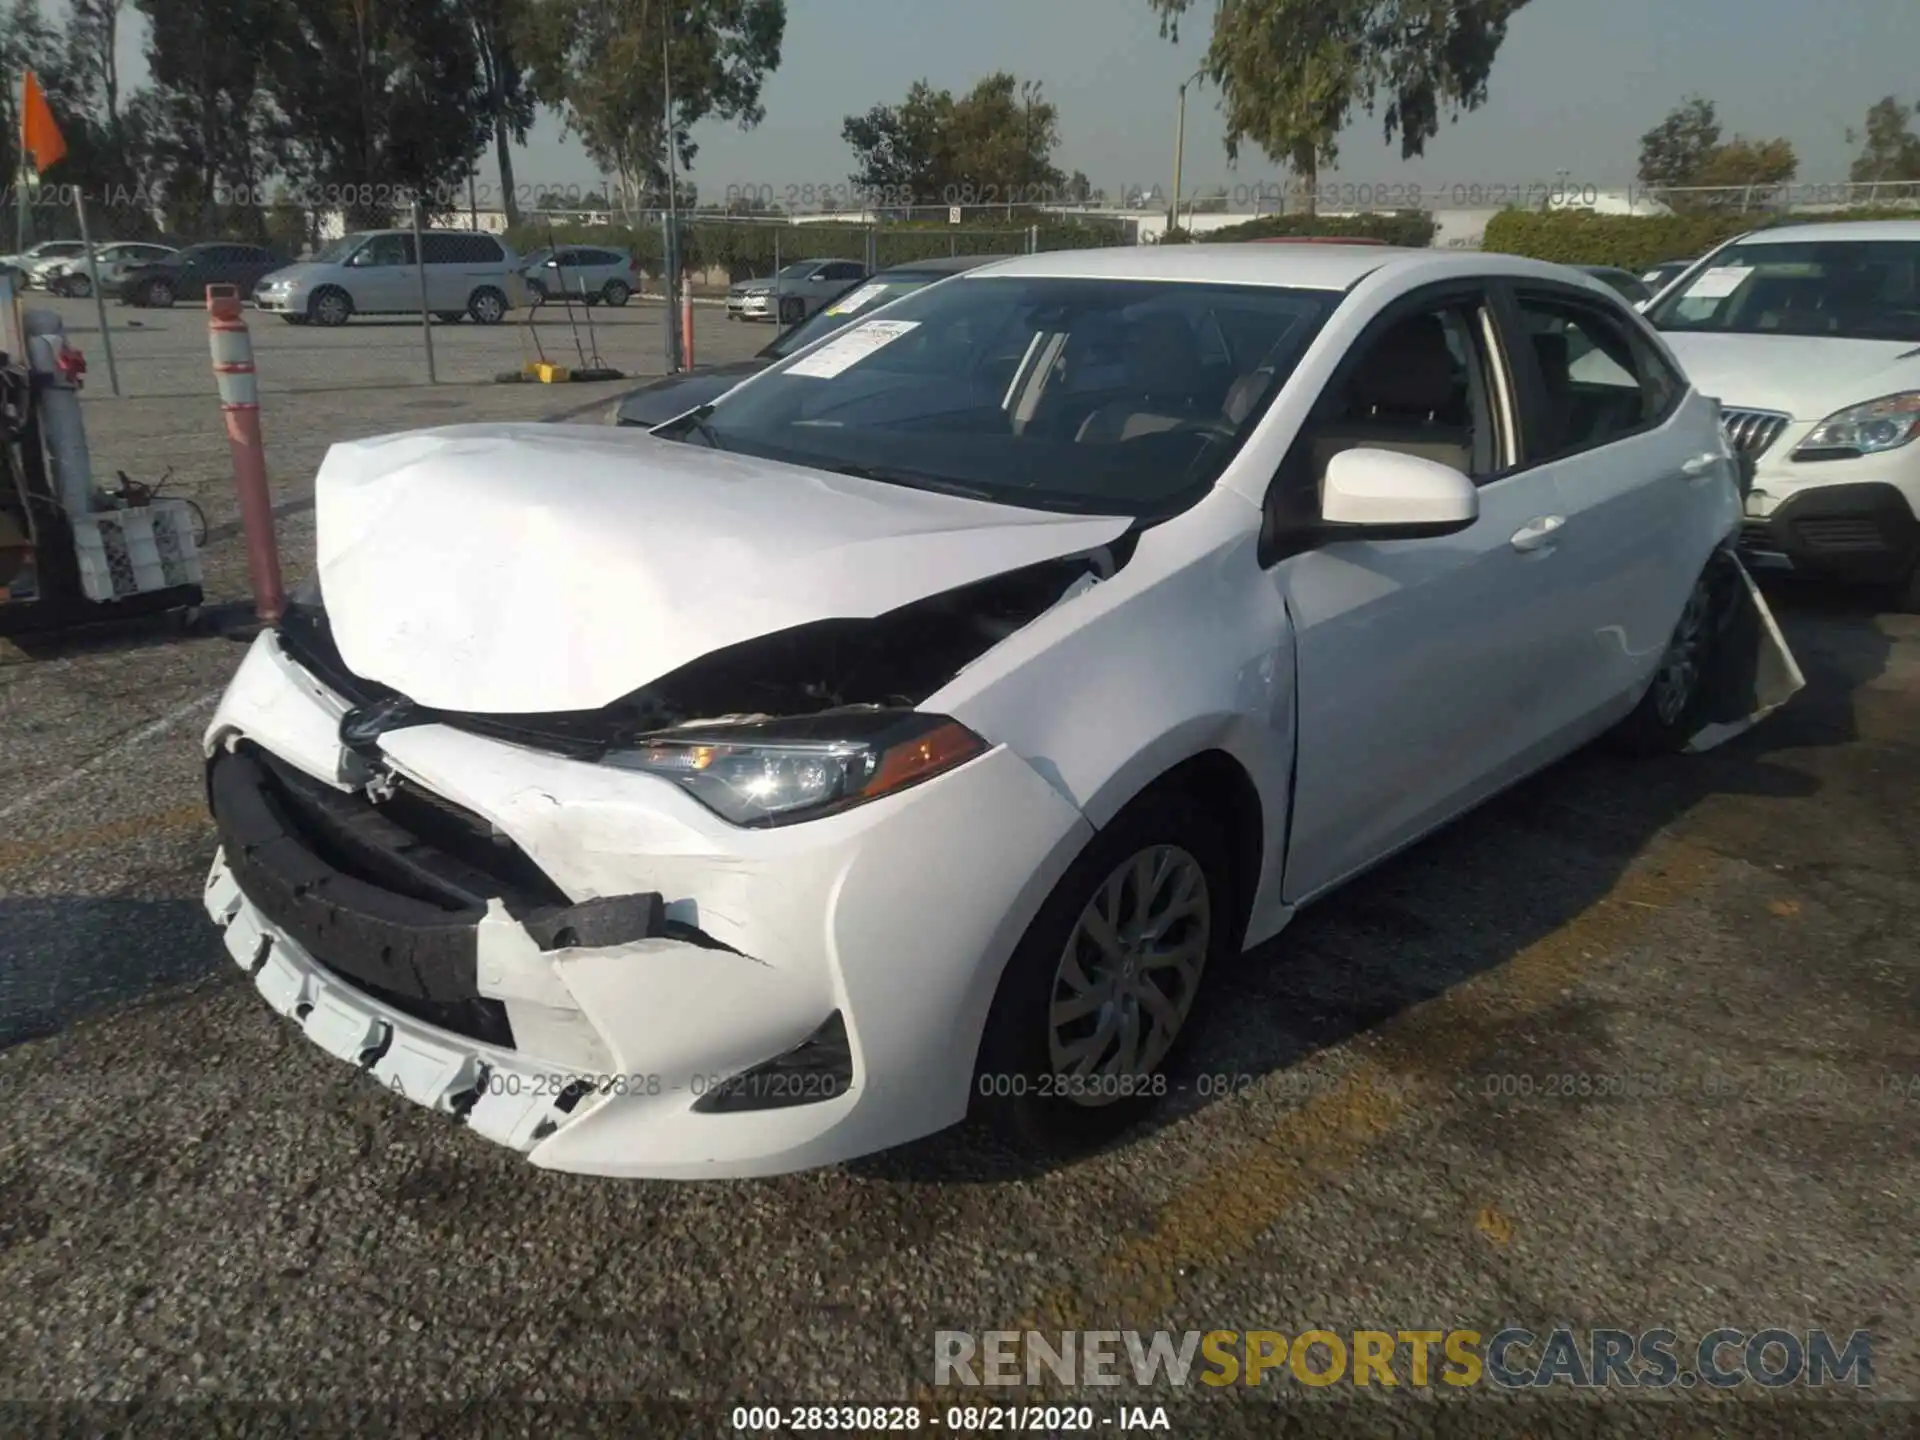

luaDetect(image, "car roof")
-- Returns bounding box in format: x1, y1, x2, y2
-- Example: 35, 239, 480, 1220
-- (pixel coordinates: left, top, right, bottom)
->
877, 253, 1014, 277
954, 243, 1612, 293
1726, 219, 1920, 245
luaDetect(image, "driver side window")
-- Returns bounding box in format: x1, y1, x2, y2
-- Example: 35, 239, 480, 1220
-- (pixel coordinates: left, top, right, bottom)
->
357, 234, 412, 267
1263, 295, 1503, 554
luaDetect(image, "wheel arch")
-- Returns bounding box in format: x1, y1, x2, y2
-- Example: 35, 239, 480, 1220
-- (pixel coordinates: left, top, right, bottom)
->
1073, 723, 1270, 947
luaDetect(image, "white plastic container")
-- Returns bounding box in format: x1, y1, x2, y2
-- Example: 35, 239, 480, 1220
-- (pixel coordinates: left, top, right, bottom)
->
70, 501, 204, 603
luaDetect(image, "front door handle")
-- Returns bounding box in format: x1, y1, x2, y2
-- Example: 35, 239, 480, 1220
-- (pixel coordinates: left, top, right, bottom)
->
1680, 453, 1718, 477
1510, 515, 1566, 552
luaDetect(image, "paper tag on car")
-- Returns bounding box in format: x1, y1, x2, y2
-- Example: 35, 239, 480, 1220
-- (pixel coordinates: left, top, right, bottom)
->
1684, 266, 1751, 300
824, 283, 889, 317
784, 320, 920, 378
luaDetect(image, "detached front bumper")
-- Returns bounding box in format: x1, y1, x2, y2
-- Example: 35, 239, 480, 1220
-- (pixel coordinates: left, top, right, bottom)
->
202, 631, 1091, 1178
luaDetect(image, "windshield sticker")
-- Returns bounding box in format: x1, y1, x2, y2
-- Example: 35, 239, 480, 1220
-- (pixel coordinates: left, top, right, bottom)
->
823, 283, 890, 317
784, 319, 920, 378
1684, 265, 1752, 300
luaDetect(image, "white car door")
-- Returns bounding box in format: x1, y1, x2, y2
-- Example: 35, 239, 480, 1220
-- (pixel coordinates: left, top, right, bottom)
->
1500, 282, 1735, 727
1268, 285, 1588, 902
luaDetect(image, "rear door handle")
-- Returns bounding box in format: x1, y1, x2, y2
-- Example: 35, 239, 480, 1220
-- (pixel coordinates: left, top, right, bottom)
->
1510, 515, 1566, 552
1681, 453, 1718, 477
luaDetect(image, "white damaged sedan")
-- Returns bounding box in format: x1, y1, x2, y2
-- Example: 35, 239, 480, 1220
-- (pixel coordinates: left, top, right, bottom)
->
201, 245, 1799, 1178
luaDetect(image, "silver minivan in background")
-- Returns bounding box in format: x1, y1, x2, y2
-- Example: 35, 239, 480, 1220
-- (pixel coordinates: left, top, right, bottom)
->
253, 230, 529, 326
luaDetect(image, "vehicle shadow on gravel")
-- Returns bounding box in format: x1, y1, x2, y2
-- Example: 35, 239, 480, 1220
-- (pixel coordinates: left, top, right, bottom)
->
0, 896, 228, 1050
856, 579, 1895, 1185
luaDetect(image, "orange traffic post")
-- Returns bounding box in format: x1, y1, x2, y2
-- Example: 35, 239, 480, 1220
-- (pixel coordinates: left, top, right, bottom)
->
680, 282, 695, 370
207, 284, 285, 625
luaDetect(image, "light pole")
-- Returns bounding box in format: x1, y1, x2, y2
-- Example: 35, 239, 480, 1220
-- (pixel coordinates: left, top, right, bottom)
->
1169, 65, 1206, 238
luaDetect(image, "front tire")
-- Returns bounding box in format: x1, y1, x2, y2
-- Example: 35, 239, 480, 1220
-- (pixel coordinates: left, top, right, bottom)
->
308, 287, 353, 327
145, 278, 176, 308
973, 783, 1237, 1157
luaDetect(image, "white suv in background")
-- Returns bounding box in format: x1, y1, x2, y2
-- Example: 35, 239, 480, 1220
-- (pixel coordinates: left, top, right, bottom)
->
254, 230, 529, 326
1645, 220, 1920, 608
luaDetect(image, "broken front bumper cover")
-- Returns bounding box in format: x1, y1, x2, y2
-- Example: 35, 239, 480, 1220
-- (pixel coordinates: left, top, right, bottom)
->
206, 844, 864, 1163
200, 629, 1095, 1177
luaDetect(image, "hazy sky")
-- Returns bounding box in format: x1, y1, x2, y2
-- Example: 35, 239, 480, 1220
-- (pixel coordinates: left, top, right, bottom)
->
73, 0, 1918, 202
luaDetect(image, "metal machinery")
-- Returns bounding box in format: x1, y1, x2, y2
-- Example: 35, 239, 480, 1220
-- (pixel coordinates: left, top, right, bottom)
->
1, 280, 204, 636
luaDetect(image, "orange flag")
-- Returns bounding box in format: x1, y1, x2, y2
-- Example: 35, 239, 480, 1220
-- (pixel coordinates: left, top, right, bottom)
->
22, 70, 66, 174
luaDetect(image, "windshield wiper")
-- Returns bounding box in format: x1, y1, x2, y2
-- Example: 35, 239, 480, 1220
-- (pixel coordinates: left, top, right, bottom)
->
656, 403, 726, 449
823, 462, 1000, 502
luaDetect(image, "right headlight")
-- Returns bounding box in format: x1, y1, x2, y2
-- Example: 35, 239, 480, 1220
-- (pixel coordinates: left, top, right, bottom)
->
604, 711, 987, 827
1791, 392, 1920, 460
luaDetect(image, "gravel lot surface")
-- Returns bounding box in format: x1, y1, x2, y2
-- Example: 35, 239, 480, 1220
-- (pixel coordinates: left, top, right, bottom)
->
0, 325, 1913, 1437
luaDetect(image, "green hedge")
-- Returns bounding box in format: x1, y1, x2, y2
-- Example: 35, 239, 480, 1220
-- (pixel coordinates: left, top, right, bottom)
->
504, 217, 1130, 280
1162, 211, 1438, 247
1481, 207, 1920, 269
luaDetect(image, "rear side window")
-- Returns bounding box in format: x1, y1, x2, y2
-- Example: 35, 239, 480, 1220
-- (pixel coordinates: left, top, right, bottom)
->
422, 232, 503, 264
1512, 292, 1680, 461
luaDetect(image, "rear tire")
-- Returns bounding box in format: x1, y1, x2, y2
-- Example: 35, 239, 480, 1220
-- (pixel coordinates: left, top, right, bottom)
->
1608, 562, 1722, 756
468, 287, 508, 325
972, 782, 1239, 1158
602, 279, 631, 307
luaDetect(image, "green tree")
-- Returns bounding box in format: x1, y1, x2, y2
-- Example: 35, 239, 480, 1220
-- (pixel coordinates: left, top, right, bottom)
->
1637, 94, 1720, 191
843, 72, 1064, 206
1847, 96, 1920, 183
523, 0, 785, 210
1693, 136, 1797, 190
133, 0, 287, 238
1148, 0, 1533, 215
1638, 96, 1798, 210
464, 0, 537, 225
260, 0, 492, 229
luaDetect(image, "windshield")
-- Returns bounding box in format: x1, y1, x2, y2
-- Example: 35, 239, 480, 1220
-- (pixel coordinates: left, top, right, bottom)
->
313, 233, 372, 265
1647, 238, 1920, 342
765, 274, 947, 358
776, 261, 819, 279
675, 275, 1334, 516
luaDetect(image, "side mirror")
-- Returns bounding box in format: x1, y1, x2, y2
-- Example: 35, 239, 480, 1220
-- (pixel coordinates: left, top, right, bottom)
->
1320, 448, 1478, 540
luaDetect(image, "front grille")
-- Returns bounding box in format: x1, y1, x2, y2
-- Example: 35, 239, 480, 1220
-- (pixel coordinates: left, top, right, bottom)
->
1791, 515, 1891, 554
1721, 408, 1791, 459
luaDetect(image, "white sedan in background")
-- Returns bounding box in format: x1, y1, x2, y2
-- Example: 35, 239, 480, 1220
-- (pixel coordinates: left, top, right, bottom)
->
200, 245, 1797, 1179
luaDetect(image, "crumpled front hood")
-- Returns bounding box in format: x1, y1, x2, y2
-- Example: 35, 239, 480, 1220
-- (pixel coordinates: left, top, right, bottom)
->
314, 423, 1132, 713
1659, 332, 1920, 419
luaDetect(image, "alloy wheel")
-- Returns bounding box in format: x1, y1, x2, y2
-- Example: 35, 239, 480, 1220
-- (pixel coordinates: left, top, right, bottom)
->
1046, 845, 1211, 1105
